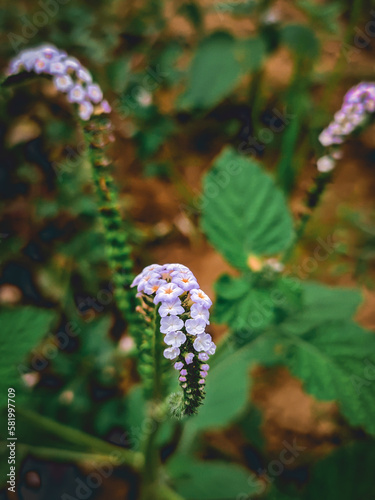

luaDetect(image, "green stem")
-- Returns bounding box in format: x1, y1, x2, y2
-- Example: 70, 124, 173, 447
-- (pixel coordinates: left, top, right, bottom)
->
320, 0, 364, 109
18, 408, 143, 469
82, 117, 136, 320
139, 306, 172, 498
282, 170, 333, 263
14, 444, 123, 466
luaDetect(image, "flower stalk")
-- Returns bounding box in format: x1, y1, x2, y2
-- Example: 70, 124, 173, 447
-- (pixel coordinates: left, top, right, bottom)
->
2, 44, 140, 332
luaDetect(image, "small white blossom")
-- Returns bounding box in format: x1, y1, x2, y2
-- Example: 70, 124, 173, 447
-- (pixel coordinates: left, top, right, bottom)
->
193, 333, 213, 352
164, 331, 186, 348
317, 155, 335, 173
159, 299, 184, 318
190, 303, 210, 324
185, 318, 206, 336
190, 289, 212, 308
160, 315, 184, 334
163, 347, 180, 360
154, 283, 184, 304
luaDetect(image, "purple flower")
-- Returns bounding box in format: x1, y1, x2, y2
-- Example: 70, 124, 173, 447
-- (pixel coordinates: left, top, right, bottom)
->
200, 371, 208, 377
100, 100, 112, 113
193, 333, 213, 352
185, 353, 194, 364
68, 84, 86, 103
201, 364, 210, 371
160, 315, 184, 334
190, 289, 212, 308
53, 75, 74, 92
78, 101, 94, 121
185, 318, 206, 336
159, 298, 184, 318
174, 362, 184, 370
87, 84, 103, 104
154, 283, 184, 304
198, 352, 209, 362
180, 369, 187, 376
164, 347, 180, 360
179, 376, 187, 382
164, 331, 186, 348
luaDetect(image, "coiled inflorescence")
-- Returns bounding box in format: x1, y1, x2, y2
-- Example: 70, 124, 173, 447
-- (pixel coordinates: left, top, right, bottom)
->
132, 263, 216, 416
3, 44, 137, 328
6, 44, 111, 121
317, 82, 375, 173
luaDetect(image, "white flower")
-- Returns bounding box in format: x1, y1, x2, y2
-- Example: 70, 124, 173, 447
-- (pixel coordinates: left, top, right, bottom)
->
193, 333, 213, 352
163, 347, 180, 360
77, 67, 92, 83
144, 278, 166, 295
34, 57, 49, 74
190, 289, 212, 308
164, 331, 186, 348
49, 61, 66, 75
207, 342, 216, 355
190, 303, 210, 324
185, 318, 206, 336
78, 101, 94, 121
172, 273, 199, 291
53, 74, 74, 92
154, 283, 184, 304
160, 315, 184, 334
87, 84, 103, 104
68, 84, 86, 103
136, 272, 160, 293
317, 155, 335, 173
318, 130, 332, 147
159, 299, 184, 318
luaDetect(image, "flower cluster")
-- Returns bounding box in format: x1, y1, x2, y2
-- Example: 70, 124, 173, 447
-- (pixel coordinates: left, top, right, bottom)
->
132, 263, 216, 413
317, 82, 375, 173
6, 44, 111, 121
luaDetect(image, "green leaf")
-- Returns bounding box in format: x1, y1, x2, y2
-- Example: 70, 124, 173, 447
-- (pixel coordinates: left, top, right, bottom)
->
179, 32, 242, 110
268, 441, 375, 499
168, 455, 261, 499
214, 272, 301, 334
106, 57, 130, 93
280, 282, 362, 335
185, 333, 280, 432
280, 24, 320, 60
236, 37, 266, 74
0, 307, 57, 409
295, 0, 343, 34
201, 147, 295, 270
281, 321, 375, 435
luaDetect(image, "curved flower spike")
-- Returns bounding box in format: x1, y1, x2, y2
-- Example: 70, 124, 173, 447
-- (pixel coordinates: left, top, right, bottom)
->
6, 44, 111, 121
132, 263, 216, 417
317, 82, 375, 173
3, 44, 137, 331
